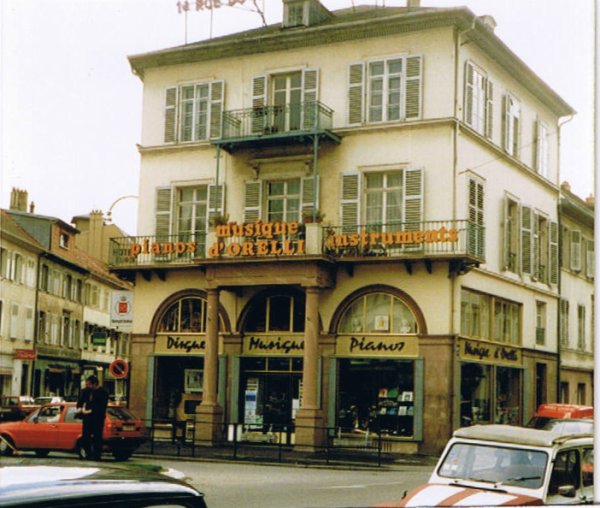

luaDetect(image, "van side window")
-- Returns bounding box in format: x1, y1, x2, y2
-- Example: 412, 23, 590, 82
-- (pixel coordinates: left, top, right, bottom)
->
549, 450, 580, 495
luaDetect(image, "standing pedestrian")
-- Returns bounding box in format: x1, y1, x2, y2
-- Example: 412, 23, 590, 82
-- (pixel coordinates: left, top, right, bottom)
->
76, 375, 108, 461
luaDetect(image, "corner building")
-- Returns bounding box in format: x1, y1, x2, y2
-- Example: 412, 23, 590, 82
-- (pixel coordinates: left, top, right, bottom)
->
114, 1, 574, 454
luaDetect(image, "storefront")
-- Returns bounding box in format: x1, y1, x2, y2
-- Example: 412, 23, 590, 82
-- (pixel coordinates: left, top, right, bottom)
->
458, 338, 523, 426
328, 287, 425, 449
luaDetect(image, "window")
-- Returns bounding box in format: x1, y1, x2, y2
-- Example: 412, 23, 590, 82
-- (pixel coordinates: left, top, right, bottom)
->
25, 308, 34, 341
63, 274, 72, 300
38, 311, 47, 343
12, 254, 23, 284
468, 177, 485, 259
62, 313, 71, 347
534, 120, 549, 176
464, 61, 493, 138
503, 94, 520, 156
26, 259, 36, 287
0, 248, 9, 279
59, 233, 69, 249
533, 213, 548, 282
560, 382, 569, 403
10, 304, 19, 339
585, 239, 594, 278
158, 297, 211, 333
495, 367, 521, 424
460, 363, 491, 425
570, 230, 582, 271
244, 293, 305, 334
503, 197, 519, 272
244, 177, 318, 224
338, 169, 423, 234
549, 450, 580, 496
284, 2, 304, 26
461, 289, 520, 345
339, 292, 418, 334
577, 304, 586, 350
348, 55, 422, 125
559, 299, 569, 347
163, 80, 224, 143
267, 179, 301, 223
39, 264, 49, 291
577, 383, 586, 405
536, 301, 546, 345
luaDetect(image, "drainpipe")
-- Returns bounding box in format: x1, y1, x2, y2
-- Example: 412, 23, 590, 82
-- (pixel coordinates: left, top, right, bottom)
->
30, 252, 42, 396
312, 134, 319, 222
450, 15, 477, 430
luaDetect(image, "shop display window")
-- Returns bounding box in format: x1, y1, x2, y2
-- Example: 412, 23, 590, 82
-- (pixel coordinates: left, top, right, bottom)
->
158, 297, 207, 333
244, 293, 305, 333
336, 359, 414, 437
460, 363, 491, 426
495, 366, 521, 424
339, 293, 417, 334
154, 356, 204, 421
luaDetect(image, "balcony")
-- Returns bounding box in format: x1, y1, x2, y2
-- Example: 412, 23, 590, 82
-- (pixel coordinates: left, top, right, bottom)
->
109, 220, 484, 277
214, 101, 341, 152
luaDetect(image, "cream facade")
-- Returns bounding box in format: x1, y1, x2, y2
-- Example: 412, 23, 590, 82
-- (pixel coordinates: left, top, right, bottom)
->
115, 1, 574, 453
558, 183, 594, 405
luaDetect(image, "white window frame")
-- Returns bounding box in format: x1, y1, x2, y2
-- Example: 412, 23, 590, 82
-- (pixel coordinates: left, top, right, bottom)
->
464, 61, 493, 138
577, 304, 586, 350
9, 303, 19, 339
534, 119, 549, 177
503, 93, 521, 157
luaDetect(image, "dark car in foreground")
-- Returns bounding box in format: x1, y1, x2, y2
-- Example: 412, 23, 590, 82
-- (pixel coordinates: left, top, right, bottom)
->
0, 463, 207, 507
0, 402, 145, 461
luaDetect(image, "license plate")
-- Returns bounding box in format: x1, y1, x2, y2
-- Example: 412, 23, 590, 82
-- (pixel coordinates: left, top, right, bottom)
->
123, 424, 134, 431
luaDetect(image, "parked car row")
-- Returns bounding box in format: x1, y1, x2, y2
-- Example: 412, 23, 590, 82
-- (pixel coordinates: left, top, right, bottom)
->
0, 402, 146, 461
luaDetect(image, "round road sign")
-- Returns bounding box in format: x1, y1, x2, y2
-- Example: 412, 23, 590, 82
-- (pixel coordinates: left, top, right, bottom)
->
109, 359, 129, 379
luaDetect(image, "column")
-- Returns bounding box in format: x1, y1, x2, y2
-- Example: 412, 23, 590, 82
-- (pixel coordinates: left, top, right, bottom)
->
195, 287, 224, 445
295, 286, 326, 450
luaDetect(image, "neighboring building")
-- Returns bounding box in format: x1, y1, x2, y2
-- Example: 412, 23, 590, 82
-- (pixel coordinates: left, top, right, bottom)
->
114, 0, 574, 453
72, 210, 129, 264
5, 189, 132, 399
0, 206, 43, 395
558, 182, 594, 405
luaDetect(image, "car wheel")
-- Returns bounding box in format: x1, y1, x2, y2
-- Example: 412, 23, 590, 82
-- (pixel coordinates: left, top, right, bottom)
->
35, 449, 50, 458
76, 440, 88, 460
0, 435, 15, 456
112, 449, 133, 461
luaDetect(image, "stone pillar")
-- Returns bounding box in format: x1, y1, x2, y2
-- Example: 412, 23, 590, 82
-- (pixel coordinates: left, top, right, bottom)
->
195, 287, 224, 445
295, 286, 326, 450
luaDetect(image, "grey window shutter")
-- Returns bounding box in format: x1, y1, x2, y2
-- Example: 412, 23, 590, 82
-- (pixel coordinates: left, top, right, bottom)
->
464, 62, 474, 126
570, 230, 582, 271
340, 173, 360, 233
244, 180, 262, 223
586, 239, 594, 278
251, 75, 267, 134
210, 81, 224, 139
485, 79, 493, 139
155, 187, 173, 240
207, 183, 225, 223
521, 205, 532, 274
468, 179, 484, 259
405, 56, 422, 120
549, 221, 559, 284
502, 196, 510, 270
302, 68, 319, 130
348, 63, 364, 125
164, 87, 178, 143
301, 175, 320, 219
403, 168, 424, 227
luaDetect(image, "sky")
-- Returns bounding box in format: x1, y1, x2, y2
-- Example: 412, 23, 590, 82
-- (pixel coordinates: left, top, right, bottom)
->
1, 0, 595, 235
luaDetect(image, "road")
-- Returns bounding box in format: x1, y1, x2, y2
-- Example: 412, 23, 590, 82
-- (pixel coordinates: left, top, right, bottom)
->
1, 453, 433, 507
153, 458, 432, 508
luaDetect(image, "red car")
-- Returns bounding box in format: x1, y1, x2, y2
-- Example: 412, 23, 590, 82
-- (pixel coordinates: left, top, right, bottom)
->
0, 402, 146, 461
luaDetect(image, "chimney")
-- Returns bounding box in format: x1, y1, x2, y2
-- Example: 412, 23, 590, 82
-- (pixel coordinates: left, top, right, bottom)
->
88, 210, 105, 261
29, 201, 35, 214
10, 188, 28, 212
585, 194, 595, 207
407, 0, 421, 7
478, 15, 497, 32
560, 181, 571, 192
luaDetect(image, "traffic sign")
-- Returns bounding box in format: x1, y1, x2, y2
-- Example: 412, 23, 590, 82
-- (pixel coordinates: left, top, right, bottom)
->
109, 359, 129, 379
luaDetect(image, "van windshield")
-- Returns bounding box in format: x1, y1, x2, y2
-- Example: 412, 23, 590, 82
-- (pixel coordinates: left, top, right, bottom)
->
438, 443, 548, 489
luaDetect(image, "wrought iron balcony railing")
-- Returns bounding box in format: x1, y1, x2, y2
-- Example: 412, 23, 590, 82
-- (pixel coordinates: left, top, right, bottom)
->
220, 101, 334, 141
109, 220, 485, 269
323, 220, 485, 261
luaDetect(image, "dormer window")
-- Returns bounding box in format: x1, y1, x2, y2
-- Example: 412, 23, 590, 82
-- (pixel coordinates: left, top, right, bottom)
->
283, 0, 331, 28
59, 233, 69, 249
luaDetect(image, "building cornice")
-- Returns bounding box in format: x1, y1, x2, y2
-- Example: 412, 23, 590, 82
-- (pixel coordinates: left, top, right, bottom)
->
128, 8, 573, 117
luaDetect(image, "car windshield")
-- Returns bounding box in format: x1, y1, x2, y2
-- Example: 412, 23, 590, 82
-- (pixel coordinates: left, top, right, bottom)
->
107, 407, 137, 421
438, 443, 548, 489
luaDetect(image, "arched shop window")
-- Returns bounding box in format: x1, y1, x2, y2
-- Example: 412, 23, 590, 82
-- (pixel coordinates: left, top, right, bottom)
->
244, 293, 305, 333
339, 292, 418, 334
158, 297, 207, 333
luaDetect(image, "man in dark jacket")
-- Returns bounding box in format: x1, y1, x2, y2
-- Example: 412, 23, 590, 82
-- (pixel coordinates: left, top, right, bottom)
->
76, 375, 109, 461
